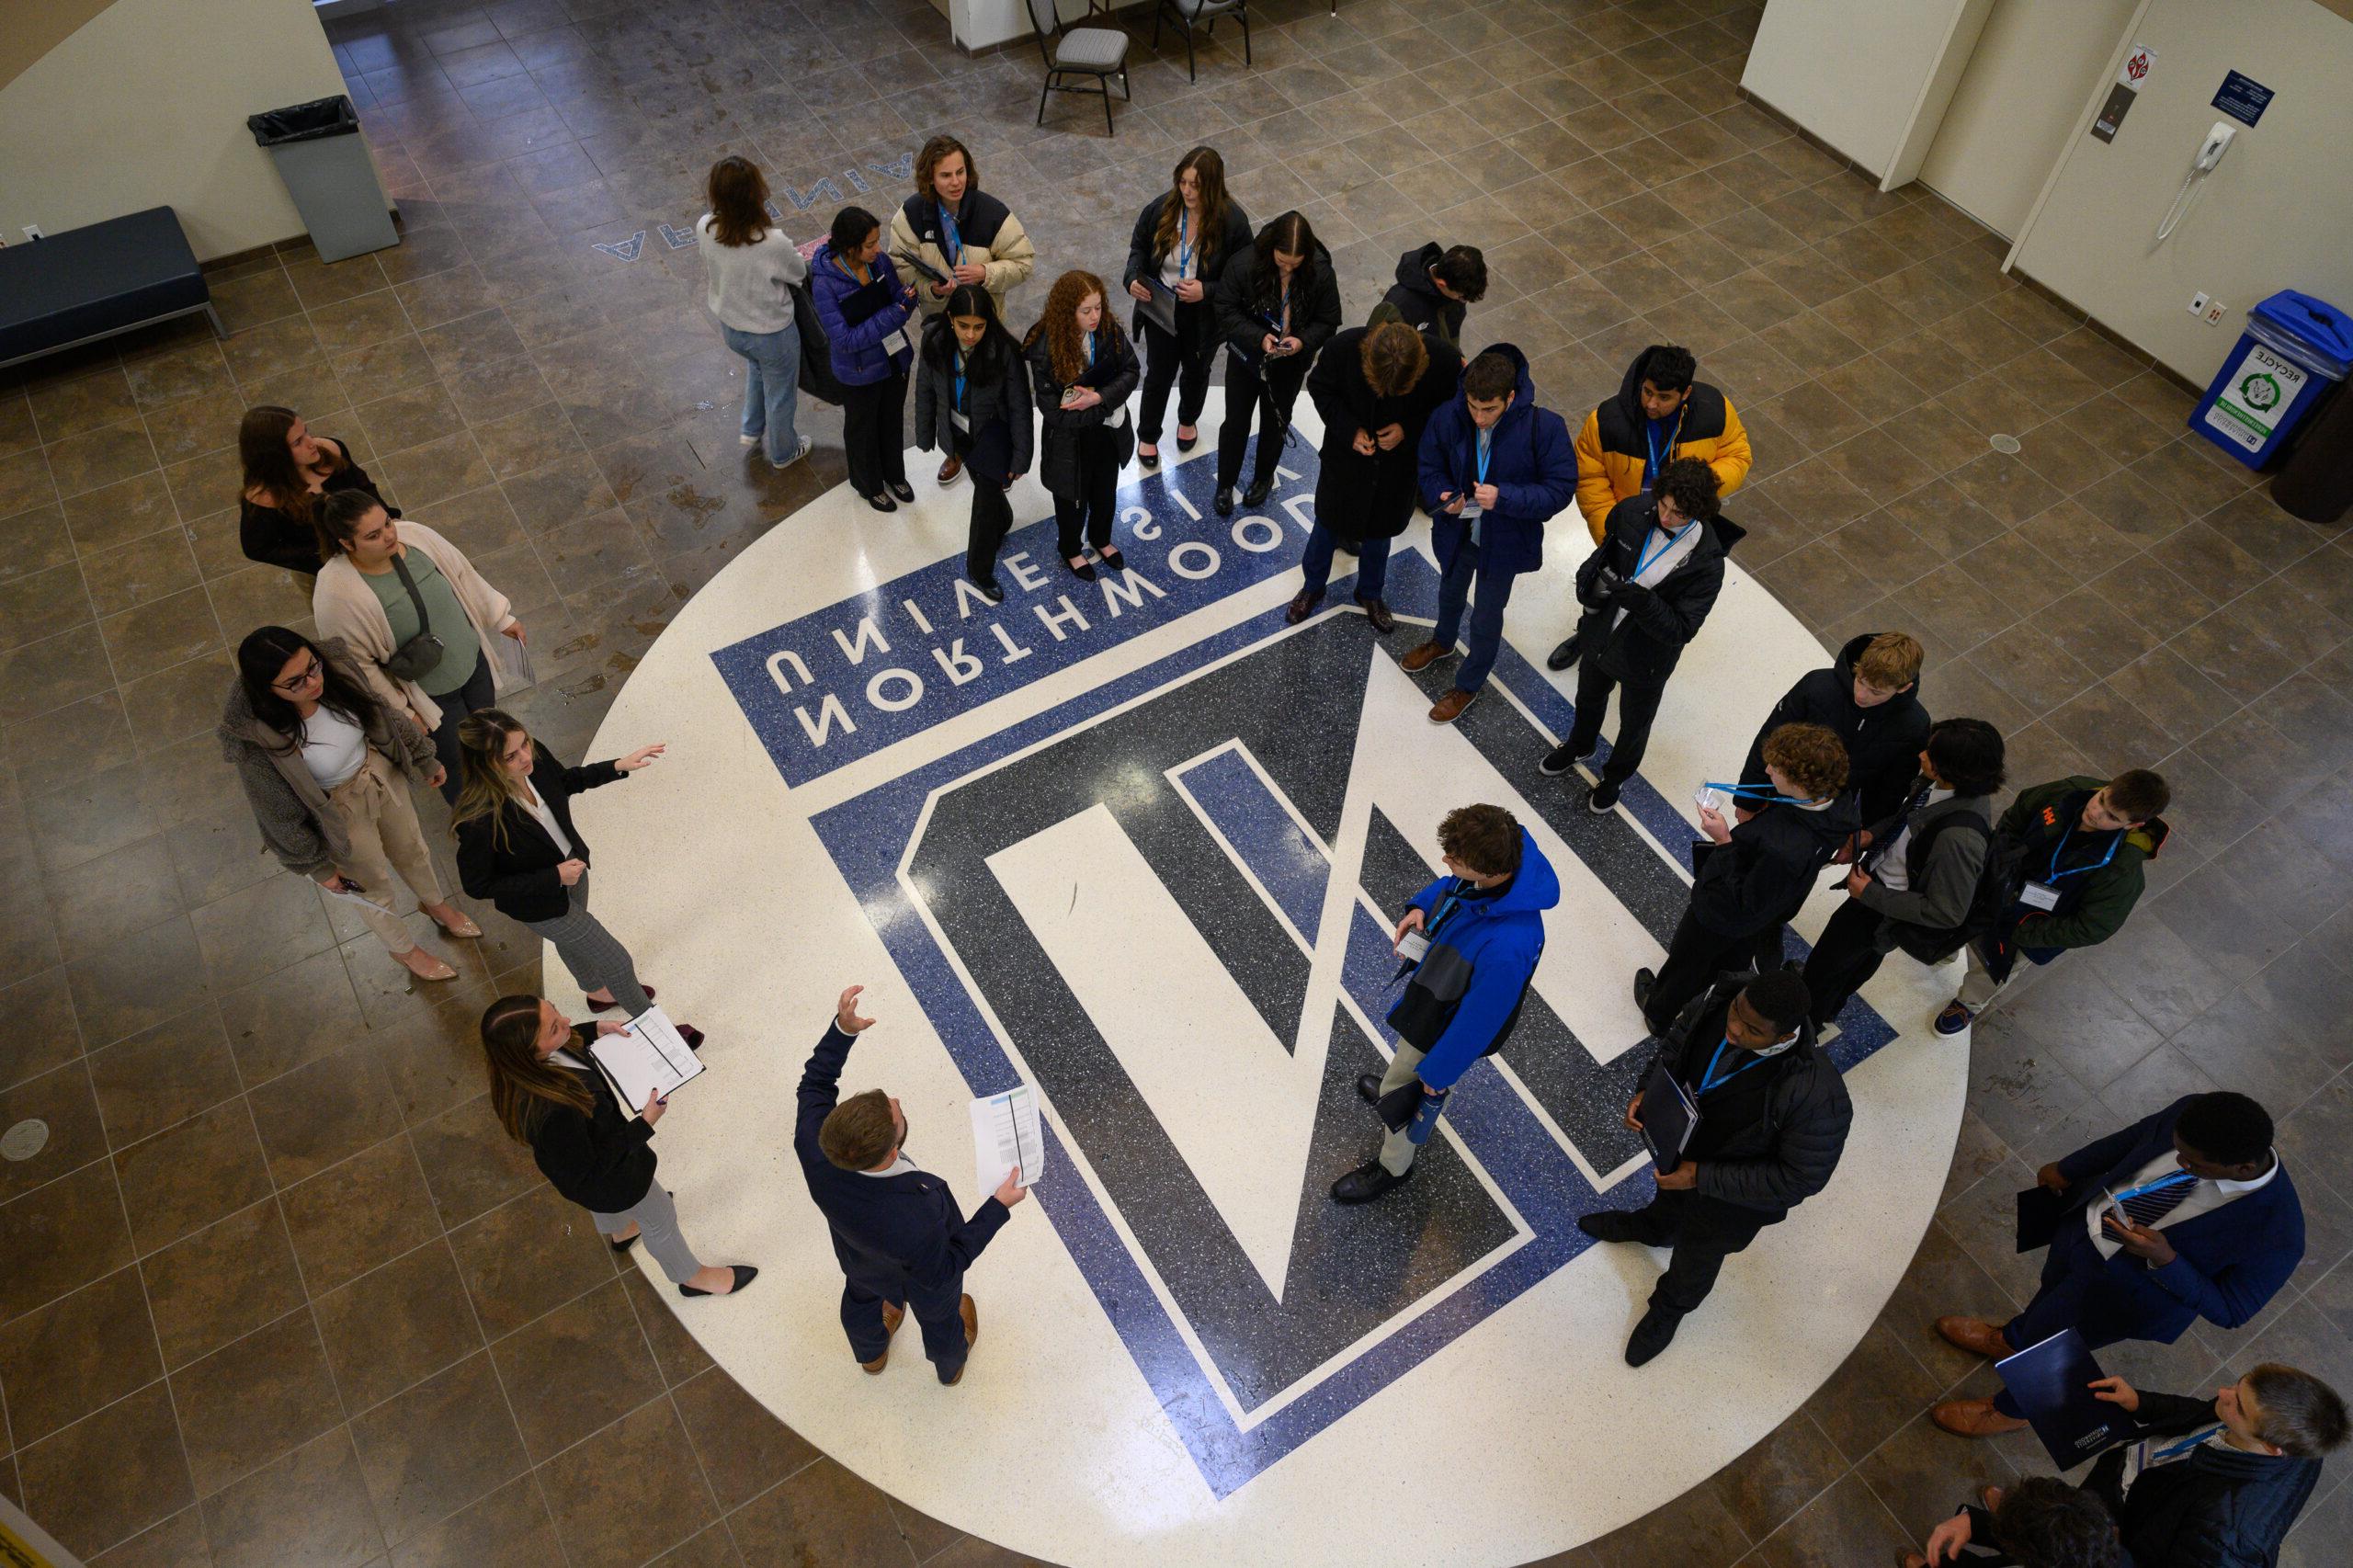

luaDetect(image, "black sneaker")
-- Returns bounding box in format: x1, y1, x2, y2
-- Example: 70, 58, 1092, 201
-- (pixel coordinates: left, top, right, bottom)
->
1539, 740, 1595, 777
1330, 1160, 1414, 1204
1586, 779, 1621, 813
970, 574, 1006, 605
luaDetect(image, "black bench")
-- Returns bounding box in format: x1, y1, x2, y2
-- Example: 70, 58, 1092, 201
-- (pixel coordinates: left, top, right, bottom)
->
0, 207, 222, 370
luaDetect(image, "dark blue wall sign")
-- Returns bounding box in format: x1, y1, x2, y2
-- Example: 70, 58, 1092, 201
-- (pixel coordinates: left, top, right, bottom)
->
2212, 70, 2274, 127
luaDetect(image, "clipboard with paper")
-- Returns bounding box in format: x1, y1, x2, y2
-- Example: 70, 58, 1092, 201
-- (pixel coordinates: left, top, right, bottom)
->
588, 1006, 703, 1118
968, 1084, 1045, 1192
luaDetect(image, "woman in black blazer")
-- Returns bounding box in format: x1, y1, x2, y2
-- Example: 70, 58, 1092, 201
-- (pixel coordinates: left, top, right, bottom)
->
452, 708, 697, 1039
1120, 146, 1249, 469
482, 994, 755, 1296
1210, 210, 1343, 517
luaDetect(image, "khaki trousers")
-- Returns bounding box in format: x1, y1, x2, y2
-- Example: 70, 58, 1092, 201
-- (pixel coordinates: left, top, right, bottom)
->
1378, 1042, 1430, 1177
1955, 938, 2012, 1013
324, 748, 444, 955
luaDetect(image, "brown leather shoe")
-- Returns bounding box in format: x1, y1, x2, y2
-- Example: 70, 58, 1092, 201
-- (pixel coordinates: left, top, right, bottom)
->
937, 455, 963, 484
1935, 1315, 2012, 1359
861, 1301, 906, 1374
940, 1294, 979, 1386
1400, 640, 1449, 674
1286, 588, 1320, 625
1356, 597, 1394, 634
1931, 1397, 2029, 1437
1428, 687, 1477, 724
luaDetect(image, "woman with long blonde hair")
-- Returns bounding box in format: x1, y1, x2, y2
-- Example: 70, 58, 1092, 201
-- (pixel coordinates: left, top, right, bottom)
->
1025, 270, 1139, 580
482, 993, 755, 1296
451, 708, 699, 1041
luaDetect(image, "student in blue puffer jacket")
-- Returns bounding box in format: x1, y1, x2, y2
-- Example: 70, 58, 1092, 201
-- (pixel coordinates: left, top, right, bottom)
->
810, 205, 919, 513
1333, 803, 1560, 1205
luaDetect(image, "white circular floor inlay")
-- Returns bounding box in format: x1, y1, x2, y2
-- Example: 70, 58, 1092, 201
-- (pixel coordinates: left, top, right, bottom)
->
563, 391, 1965, 1567
1, 1119, 49, 1161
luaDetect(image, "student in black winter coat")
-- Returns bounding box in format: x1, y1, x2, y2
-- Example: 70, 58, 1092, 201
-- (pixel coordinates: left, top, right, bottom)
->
1543, 459, 1742, 813
480, 994, 755, 1296
1802, 718, 2005, 1036
1741, 631, 1929, 829
1639, 722, 1858, 1035
1378, 241, 1487, 352
1913, 1365, 2347, 1568
1122, 146, 1250, 468
914, 285, 1033, 604
1210, 210, 1343, 516
1585, 970, 1852, 1366
1900, 1477, 2127, 1568
1025, 269, 1140, 582
796, 985, 1029, 1384
1291, 318, 1459, 633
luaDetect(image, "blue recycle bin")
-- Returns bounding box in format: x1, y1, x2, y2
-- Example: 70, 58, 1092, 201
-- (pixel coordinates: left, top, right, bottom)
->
2188, 290, 2353, 469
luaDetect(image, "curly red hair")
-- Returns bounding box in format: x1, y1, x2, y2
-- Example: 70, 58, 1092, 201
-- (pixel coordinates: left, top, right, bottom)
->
1024, 270, 1125, 387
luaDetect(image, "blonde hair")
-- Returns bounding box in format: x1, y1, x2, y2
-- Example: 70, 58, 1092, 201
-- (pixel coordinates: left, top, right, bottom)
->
451, 708, 536, 853
1855, 632, 1923, 691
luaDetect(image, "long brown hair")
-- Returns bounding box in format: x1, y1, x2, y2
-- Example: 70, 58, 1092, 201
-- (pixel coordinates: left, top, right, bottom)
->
915, 134, 975, 204
705, 155, 771, 246
237, 404, 345, 520
1150, 146, 1232, 267
1024, 270, 1125, 387
1359, 321, 1429, 398
483, 994, 593, 1143
452, 708, 536, 853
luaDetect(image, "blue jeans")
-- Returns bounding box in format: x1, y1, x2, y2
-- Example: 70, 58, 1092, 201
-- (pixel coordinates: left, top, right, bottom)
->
1300, 527, 1390, 600
1430, 540, 1517, 693
721, 321, 801, 461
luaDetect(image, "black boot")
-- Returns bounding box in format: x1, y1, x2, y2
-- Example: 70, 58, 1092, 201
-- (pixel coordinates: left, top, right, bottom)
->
1330, 1160, 1414, 1204
1625, 1305, 1683, 1367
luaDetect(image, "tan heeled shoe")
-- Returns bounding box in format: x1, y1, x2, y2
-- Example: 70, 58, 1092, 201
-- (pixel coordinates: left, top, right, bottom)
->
396, 947, 458, 982
428, 907, 482, 938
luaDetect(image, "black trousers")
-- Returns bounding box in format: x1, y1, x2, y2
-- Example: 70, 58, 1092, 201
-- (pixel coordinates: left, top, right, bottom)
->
1054, 429, 1121, 555
1137, 306, 1211, 443
423, 653, 497, 805
1621, 1187, 1774, 1316
1216, 351, 1306, 492
839, 1270, 971, 1373
1647, 904, 1782, 1033
842, 372, 908, 498
1802, 898, 1889, 1029
1563, 657, 1668, 790
965, 472, 1012, 582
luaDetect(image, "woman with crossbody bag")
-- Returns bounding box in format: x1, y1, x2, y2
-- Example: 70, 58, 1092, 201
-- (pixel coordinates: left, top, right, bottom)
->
312, 490, 526, 803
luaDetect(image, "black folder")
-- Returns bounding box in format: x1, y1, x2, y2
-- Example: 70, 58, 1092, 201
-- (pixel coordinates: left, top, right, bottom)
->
836, 275, 893, 327
2016, 1184, 2071, 1253
1637, 1054, 1699, 1174
1995, 1328, 2125, 1470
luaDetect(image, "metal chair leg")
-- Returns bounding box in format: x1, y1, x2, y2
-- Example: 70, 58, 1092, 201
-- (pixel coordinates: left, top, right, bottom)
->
1102, 75, 1115, 136
1152, 2, 1163, 49
1242, 13, 1252, 66
1183, 26, 1196, 81
1038, 74, 1051, 126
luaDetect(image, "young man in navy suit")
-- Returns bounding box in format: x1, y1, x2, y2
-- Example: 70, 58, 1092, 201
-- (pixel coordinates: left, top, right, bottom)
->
796, 985, 1029, 1385
1929, 1092, 2303, 1438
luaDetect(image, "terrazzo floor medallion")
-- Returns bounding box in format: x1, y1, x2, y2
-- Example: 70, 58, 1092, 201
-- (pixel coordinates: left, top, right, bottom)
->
571, 390, 1966, 1567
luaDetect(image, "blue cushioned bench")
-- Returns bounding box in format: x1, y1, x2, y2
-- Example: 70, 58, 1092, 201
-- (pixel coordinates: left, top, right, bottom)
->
0, 207, 222, 370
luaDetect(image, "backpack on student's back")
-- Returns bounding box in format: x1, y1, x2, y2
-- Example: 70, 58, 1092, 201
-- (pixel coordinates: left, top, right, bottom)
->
792, 237, 850, 407
1943, 824, 2032, 960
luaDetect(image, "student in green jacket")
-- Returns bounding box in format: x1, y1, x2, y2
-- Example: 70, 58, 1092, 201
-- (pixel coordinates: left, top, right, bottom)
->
1936, 769, 2170, 1035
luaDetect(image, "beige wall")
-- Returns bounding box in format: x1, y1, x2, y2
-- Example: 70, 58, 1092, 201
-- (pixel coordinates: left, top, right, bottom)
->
2009, 0, 2353, 383
0, 0, 119, 93
1919, 0, 2139, 239
0, 0, 351, 261
1739, 0, 1993, 184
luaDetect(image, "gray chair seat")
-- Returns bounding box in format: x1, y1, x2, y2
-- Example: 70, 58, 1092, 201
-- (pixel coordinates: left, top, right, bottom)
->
1055, 26, 1130, 71
1172, 0, 1245, 17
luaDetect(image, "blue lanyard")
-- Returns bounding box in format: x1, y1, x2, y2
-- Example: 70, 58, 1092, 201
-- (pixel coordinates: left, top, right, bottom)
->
2049, 823, 2121, 883
1084, 330, 1097, 367
939, 204, 962, 266
1278, 278, 1291, 330
1645, 414, 1677, 481
2116, 1169, 2196, 1204
1634, 520, 1696, 576
2153, 1426, 2222, 1462
953, 348, 966, 411
1701, 780, 1827, 808
1696, 1037, 1768, 1096
1176, 209, 1192, 276
1472, 429, 1492, 486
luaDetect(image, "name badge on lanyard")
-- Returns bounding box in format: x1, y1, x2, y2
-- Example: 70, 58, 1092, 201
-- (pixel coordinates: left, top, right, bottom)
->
951, 408, 971, 432
2018, 881, 2062, 911
1461, 434, 1491, 518
883, 327, 911, 356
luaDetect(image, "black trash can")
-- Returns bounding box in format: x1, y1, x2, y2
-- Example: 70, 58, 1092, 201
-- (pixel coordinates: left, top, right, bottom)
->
2271, 381, 2353, 525
248, 95, 398, 263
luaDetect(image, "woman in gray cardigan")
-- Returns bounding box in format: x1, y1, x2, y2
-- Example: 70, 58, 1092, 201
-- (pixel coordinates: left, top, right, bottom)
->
698, 155, 812, 471
222, 627, 483, 983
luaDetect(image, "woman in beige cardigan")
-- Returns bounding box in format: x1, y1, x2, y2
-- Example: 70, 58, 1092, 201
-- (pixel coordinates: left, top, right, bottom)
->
222, 627, 482, 983
312, 490, 524, 804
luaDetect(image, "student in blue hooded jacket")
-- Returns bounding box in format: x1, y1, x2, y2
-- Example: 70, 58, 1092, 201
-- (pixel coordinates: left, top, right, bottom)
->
1405, 346, 1578, 725
1333, 803, 1559, 1205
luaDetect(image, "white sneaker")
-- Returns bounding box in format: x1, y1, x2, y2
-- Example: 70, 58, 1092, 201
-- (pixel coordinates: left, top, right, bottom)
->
739, 433, 759, 449
771, 437, 811, 471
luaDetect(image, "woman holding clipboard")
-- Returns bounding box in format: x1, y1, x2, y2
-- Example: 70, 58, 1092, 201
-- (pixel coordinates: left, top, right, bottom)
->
1027, 270, 1140, 580
914, 285, 1032, 604
1120, 147, 1248, 470
810, 206, 919, 512
1209, 210, 1342, 517
482, 994, 756, 1297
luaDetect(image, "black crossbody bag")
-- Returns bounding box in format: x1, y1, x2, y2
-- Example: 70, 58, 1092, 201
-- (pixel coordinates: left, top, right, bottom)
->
379, 553, 447, 682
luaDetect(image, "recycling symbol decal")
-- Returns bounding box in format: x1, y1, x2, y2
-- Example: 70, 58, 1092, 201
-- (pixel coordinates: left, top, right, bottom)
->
2239, 371, 2282, 411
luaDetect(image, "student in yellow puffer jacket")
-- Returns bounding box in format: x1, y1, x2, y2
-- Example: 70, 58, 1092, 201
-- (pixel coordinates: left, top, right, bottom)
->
1548, 345, 1751, 672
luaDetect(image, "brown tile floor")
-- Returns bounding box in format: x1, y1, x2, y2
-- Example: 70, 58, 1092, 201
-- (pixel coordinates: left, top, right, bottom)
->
1, 0, 2348, 1562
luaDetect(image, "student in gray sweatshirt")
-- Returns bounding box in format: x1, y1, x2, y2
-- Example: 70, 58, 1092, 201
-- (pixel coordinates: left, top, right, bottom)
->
698, 155, 812, 470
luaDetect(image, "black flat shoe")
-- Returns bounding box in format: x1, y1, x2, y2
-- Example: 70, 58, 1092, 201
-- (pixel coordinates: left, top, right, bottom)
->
1176, 427, 1199, 452
1633, 968, 1655, 1010
611, 1232, 640, 1254
679, 1265, 758, 1298
588, 985, 656, 1013
886, 481, 915, 504
1213, 487, 1234, 517
970, 574, 1006, 604
1137, 445, 1161, 468
1625, 1305, 1683, 1367
1096, 545, 1124, 572
1546, 635, 1583, 672
1331, 1160, 1414, 1205
1356, 1073, 1381, 1106
867, 492, 896, 513
1576, 1211, 1640, 1244
1065, 554, 1097, 582
1241, 478, 1272, 507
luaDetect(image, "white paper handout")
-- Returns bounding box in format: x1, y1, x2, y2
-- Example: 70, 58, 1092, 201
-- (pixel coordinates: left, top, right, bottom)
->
322, 880, 392, 913
590, 1006, 703, 1118
969, 1084, 1045, 1193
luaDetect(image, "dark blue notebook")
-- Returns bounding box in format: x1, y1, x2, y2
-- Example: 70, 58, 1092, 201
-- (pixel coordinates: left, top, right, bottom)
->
1995, 1328, 2126, 1469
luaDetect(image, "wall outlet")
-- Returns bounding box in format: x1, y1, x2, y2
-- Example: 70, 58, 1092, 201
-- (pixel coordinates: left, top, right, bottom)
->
2203, 300, 2228, 325
19, 224, 41, 242
2188, 290, 2211, 316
